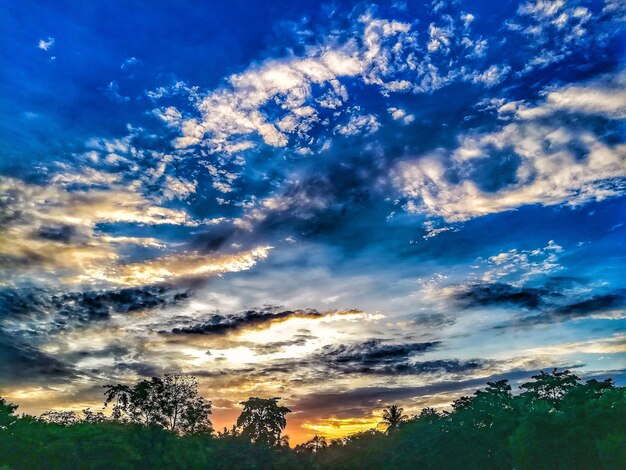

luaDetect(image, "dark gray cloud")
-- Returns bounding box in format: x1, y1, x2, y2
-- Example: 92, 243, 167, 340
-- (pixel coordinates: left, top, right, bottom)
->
514, 290, 626, 327
0, 330, 77, 386
190, 339, 447, 382
167, 307, 361, 336
0, 284, 190, 387
410, 313, 455, 329
369, 359, 485, 377
315, 339, 439, 368
0, 285, 190, 330
454, 283, 552, 310
454, 282, 625, 329
552, 291, 626, 317
36, 225, 81, 243
113, 361, 163, 378
249, 333, 317, 355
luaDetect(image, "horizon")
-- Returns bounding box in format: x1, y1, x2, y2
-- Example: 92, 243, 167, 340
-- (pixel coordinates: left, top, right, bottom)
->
1, 0, 625, 446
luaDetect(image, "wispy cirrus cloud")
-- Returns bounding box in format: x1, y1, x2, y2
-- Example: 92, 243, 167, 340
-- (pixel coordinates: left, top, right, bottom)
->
84, 245, 272, 286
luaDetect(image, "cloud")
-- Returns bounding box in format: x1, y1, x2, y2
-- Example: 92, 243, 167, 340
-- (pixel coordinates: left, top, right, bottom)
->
453, 283, 551, 310
38, 37, 55, 51
105, 81, 130, 103
248, 333, 317, 355
171, 48, 363, 151
185, 338, 461, 386
0, 285, 189, 334
316, 339, 439, 366
0, 330, 77, 387
394, 73, 626, 223
445, 280, 626, 328
121, 57, 139, 70
409, 313, 455, 329
334, 112, 380, 136
479, 241, 563, 283
469, 65, 511, 87
167, 307, 363, 336
511, 290, 626, 327
388, 107, 415, 125
508, 0, 599, 72
502, 72, 626, 120
87, 245, 272, 286
166, 8, 518, 155
295, 339, 461, 377
233, 179, 334, 231
0, 174, 199, 285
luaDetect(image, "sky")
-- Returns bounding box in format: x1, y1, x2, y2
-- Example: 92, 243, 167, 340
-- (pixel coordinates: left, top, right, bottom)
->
0, 0, 625, 444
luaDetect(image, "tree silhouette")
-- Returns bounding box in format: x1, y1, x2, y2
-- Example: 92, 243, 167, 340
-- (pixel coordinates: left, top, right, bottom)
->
81, 408, 107, 424
39, 410, 80, 426
236, 397, 291, 447
520, 369, 580, 408
1, 370, 624, 469
417, 407, 441, 422
103, 374, 212, 435
179, 396, 213, 435
0, 398, 18, 429
299, 434, 328, 454
379, 404, 408, 433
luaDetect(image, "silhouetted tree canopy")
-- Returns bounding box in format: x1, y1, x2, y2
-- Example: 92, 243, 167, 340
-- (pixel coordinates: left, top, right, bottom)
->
0, 369, 624, 469
236, 397, 291, 447
103, 374, 212, 435
379, 404, 408, 433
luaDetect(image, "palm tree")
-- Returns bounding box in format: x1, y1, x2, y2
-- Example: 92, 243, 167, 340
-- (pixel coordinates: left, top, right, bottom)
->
379, 404, 408, 433
306, 434, 328, 453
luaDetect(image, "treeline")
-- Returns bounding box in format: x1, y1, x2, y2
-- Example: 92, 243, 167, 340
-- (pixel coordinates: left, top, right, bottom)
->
0, 369, 624, 469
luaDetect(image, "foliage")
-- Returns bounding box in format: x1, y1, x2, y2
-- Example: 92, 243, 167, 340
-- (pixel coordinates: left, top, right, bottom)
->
236, 397, 291, 447
103, 374, 212, 435
295, 434, 328, 454
0, 370, 624, 469
379, 404, 408, 433
313, 370, 625, 470
0, 398, 18, 429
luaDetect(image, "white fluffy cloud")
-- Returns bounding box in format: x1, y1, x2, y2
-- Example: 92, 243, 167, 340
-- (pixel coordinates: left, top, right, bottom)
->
334, 112, 380, 136
38, 37, 55, 51
479, 241, 563, 284
172, 49, 364, 152
394, 73, 626, 223
166, 10, 505, 155
503, 72, 626, 120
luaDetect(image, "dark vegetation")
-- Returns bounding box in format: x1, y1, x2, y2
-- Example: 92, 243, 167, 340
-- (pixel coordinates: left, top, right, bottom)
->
0, 369, 624, 469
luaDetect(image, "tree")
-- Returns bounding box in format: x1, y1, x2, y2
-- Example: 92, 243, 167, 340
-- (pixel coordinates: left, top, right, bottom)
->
0, 398, 18, 430
39, 410, 80, 426
103, 374, 212, 435
298, 434, 327, 454
179, 396, 213, 435
236, 397, 291, 447
379, 404, 408, 433
81, 408, 108, 423
520, 369, 580, 408
417, 407, 441, 423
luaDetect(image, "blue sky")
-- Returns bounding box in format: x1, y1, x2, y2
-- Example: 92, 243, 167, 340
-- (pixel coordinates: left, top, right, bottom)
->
1, 0, 625, 442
